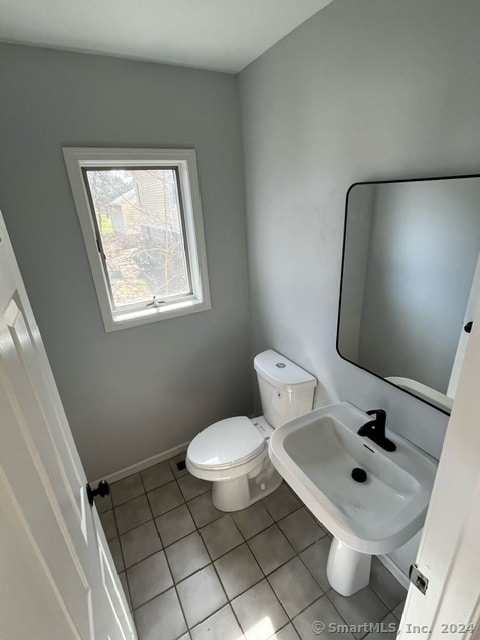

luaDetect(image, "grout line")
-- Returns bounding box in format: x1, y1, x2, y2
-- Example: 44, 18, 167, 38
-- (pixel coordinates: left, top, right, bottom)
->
182, 500, 243, 633
288, 593, 329, 631
225, 514, 311, 636
123, 470, 153, 622
295, 535, 330, 593
181, 497, 299, 636
107, 458, 400, 640
132, 493, 320, 624
149, 473, 190, 636
212, 515, 263, 637
323, 587, 373, 639
160, 543, 191, 635
108, 497, 135, 621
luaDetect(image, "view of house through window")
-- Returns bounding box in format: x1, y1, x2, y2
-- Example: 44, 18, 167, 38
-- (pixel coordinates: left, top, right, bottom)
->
63, 147, 210, 331
83, 167, 191, 309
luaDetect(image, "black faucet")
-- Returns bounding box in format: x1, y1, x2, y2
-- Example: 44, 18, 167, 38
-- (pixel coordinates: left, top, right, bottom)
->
357, 409, 396, 452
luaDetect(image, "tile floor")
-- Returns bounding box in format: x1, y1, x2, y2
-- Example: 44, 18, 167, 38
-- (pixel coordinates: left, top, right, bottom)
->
97, 453, 407, 640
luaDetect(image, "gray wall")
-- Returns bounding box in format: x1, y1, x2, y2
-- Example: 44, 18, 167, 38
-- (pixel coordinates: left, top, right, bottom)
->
239, 0, 480, 572
0, 44, 251, 479
359, 180, 480, 392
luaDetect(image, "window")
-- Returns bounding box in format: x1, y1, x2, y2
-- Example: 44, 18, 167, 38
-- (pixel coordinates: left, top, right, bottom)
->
63, 148, 211, 331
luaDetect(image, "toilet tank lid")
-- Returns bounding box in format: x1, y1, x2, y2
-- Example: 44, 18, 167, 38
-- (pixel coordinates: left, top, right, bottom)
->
254, 350, 317, 388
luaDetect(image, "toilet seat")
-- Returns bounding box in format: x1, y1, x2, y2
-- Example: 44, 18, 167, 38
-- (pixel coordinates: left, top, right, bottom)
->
187, 416, 266, 470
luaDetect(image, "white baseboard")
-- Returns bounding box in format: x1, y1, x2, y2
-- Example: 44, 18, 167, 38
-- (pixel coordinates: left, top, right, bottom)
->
94, 441, 190, 485
378, 554, 410, 590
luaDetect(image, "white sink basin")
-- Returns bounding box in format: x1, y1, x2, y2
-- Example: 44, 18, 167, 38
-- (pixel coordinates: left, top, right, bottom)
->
269, 401, 437, 555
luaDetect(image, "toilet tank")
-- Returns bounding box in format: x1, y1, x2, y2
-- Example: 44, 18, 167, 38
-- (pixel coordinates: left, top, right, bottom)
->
254, 349, 317, 428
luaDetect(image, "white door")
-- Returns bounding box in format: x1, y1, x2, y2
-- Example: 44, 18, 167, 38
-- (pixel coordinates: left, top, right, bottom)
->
398, 297, 480, 637
0, 211, 136, 640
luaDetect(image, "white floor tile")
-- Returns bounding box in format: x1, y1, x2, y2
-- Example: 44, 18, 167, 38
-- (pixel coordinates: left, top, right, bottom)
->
248, 525, 296, 575
327, 586, 389, 639
165, 531, 210, 583
141, 461, 175, 492
232, 579, 288, 640
231, 502, 274, 539
268, 557, 323, 619
269, 624, 301, 640
392, 600, 405, 621
155, 503, 196, 546
95, 492, 112, 513
200, 514, 244, 560
108, 538, 124, 573
262, 484, 301, 521
127, 550, 173, 609
187, 492, 223, 528
215, 543, 264, 599
99, 509, 118, 541
299, 537, 331, 591
292, 594, 355, 640
369, 558, 407, 610
363, 613, 398, 640
277, 508, 326, 552
115, 494, 152, 534
177, 473, 210, 500
110, 473, 145, 506
135, 587, 187, 640
120, 521, 162, 568
177, 565, 227, 628
147, 481, 184, 517
190, 605, 245, 640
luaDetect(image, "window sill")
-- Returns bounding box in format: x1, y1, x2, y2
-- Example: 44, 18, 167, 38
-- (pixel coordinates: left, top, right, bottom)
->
103, 297, 211, 332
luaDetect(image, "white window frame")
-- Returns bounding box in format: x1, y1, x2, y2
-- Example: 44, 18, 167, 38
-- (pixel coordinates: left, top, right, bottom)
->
63, 147, 211, 332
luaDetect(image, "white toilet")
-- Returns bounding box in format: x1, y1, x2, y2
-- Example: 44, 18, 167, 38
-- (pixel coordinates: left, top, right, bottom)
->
186, 349, 317, 511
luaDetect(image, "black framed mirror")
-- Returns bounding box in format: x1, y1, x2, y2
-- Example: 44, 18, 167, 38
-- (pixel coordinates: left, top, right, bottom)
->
337, 174, 480, 414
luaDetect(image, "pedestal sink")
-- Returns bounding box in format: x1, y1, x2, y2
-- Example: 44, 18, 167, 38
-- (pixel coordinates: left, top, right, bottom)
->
268, 401, 437, 595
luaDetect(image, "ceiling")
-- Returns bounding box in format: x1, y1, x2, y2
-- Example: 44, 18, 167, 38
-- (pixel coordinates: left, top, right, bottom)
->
0, 0, 333, 73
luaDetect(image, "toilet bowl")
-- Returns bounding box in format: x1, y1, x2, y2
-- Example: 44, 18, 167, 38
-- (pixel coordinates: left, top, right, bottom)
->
186, 350, 317, 511
186, 415, 281, 511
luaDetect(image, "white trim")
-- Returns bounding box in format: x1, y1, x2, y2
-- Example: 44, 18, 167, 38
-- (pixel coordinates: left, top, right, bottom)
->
63, 147, 211, 332
105, 296, 211, 332
92, 441, 189, 485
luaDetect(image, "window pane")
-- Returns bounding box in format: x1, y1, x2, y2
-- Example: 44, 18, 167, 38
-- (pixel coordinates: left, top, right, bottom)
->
84, 168, 191, 308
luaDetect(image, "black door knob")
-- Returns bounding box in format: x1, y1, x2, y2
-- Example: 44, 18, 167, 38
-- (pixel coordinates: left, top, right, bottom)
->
86, 480, 110, 506
464, 321, 473, 334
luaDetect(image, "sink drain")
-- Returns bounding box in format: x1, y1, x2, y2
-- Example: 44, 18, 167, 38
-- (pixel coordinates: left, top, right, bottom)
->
351, 467, 367, 483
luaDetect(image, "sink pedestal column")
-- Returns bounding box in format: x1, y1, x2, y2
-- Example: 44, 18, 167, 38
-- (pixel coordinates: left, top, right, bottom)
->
326, 537, 371, 596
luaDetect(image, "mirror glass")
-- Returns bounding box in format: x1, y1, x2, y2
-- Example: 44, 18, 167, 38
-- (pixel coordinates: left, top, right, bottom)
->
337, 175, 480, 414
